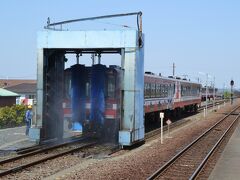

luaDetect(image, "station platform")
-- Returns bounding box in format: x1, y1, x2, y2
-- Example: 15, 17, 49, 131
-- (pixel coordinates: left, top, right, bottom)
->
0, 125, 81, 153
209, 120, 240, 180
0, 126, 35, 151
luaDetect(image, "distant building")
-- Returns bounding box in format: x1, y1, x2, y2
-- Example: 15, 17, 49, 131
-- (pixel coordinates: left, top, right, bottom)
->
0, 79, 36, 88
0, 79, 36, 105
0, 88, 19, 107
6, 83, 36, 99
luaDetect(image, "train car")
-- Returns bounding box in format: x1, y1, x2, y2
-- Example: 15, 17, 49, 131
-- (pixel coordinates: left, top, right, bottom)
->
201, 86, 218, 101
63, 67, 201, 141
63, 65, 123, 142
144, 73, 201, 121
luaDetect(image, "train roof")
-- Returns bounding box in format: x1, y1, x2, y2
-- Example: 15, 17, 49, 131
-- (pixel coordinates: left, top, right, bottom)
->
144, 73, 201, 86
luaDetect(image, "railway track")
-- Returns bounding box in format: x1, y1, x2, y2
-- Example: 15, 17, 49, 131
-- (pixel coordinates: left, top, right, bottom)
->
198, 99, 226, 112
0, 137, 97, 177
147, 105, 240, 180
15, 135, 84, 155
0, 99, 232, 178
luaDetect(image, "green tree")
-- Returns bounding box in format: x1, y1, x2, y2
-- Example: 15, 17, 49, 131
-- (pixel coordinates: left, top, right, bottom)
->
0, 105, 27, 128
224, 91, 231, 99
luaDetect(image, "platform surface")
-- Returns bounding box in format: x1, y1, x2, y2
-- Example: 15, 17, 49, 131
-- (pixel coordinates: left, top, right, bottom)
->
209, 120, 240, 180
0, 126, 35, 151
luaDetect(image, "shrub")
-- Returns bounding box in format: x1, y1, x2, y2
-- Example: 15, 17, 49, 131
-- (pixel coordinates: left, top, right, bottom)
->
0, 105, 27, 129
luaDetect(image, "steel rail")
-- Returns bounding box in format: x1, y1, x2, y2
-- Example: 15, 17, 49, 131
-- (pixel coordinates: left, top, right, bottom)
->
190, 112, 240, 179
0, 141, 96, 177
0, 136, 90, 164
16, 135, 83, 154
198, 99, 226, 111
147, 105, 240, 180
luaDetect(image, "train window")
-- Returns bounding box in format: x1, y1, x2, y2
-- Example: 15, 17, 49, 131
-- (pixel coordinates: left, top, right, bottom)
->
145, 83, 150, 98
162, 85, 165, 98
171, 84, 174, 96
107, 75, 115, 98
155, 84, 158, 97
151, 83, 156, 98
170, 84, 172, 96
164, 85, 167, 97
158, 85, 160, 98
145, 83, 151, 98
181, 85, 189, 97
168, 84, 171, 96
162, 85, 164, 97
166, 85, 169, 97
163, 85, 165, 97
147, 83, 151, 98
168, 84, 172, 97
144, 83, 147, 98
181, 85, 183, 96
160, 84, 162, 97
161, 84, 166, 97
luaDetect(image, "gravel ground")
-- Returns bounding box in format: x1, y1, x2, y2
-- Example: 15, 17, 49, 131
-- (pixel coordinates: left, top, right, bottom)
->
48, 101, 239, 180
1, 101, 237, 180
2, 144, 114, 180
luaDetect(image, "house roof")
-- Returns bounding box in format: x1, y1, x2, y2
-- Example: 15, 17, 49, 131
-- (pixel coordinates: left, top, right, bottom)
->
5, 83, 36, 94
0, 88, 19, 97
0, 79, 36, 88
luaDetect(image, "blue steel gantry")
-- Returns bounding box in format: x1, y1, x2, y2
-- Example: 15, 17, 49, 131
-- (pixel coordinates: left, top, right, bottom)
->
30, 13, 144, 146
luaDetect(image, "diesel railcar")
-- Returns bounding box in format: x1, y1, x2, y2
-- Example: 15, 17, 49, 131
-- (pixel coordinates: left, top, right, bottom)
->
144, 73, 202, 121
63, 66, 202, 140
63, 64, 122, 142
201, 86, 218, 101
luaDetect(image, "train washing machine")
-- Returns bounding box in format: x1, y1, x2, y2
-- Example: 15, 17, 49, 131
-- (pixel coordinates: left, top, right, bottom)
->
29, 12, 145, 146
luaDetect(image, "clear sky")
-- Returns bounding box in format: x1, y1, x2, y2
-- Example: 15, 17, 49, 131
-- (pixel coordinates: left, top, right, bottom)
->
0, 0, 239, 89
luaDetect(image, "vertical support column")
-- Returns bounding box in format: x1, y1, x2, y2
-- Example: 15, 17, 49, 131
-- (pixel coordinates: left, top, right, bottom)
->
36, 48, 44, 128
135, 45, 144, 141
54, 53, 65, 140
45, 52, 64, 140
122, 48, 136, 131
29, 48, 44, 143
119, 45, 144, 146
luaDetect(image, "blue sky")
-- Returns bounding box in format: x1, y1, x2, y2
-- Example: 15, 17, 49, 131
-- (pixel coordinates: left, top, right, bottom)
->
0, 0, 239, 89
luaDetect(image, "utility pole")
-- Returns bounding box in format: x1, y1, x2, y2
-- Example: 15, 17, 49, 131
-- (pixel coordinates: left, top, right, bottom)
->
230, 80, 234, 105
173, 63, 175, 77
223, 83, 225, 100
205, 73, 208, 116
213, 77, 215, 110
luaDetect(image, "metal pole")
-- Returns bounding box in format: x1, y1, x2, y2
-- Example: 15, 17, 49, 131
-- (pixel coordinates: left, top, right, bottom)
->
76, 53, 80, 64
160, 112, 164, 144
230, 80, 234, 105
205, 74, 208, 116
173, 63, 175, 77
45, 11, 142, 28
213, 77, 215, 111
167, 124, 170, 137
91, 54, 95, 65
98, 54, 101, 64
161, 117, 163, 144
